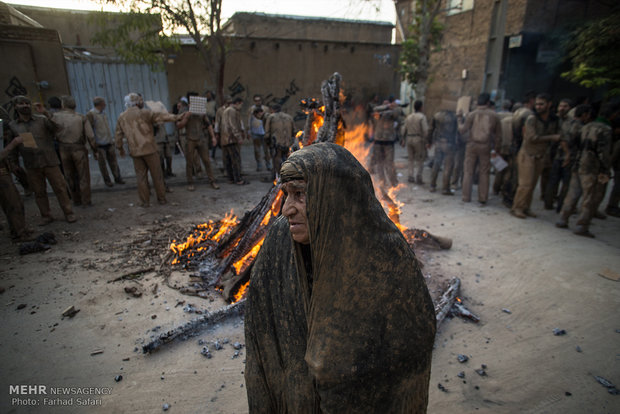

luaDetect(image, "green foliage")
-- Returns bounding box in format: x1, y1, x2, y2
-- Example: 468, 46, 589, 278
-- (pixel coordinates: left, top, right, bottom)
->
561, 12, 620, 97
398, 0, 444, 88
91, 11, 178, 70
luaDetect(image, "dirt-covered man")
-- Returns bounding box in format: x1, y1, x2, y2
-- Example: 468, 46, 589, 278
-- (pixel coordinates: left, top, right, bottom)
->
53, 95, 97, 207
115, 93, 186, 207
402, 100, 429, 184
87, 96, 125, 187
220, 97, 247, 185
428, 107, 458, 195
511, 93, 560, 218
264, 103, 294, 181
7, 96, 76, 224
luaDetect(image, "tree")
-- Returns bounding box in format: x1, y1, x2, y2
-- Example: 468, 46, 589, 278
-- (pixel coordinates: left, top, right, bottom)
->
397, 0, 444, 101
94, 0, 227, 104
561, 11, 620, 97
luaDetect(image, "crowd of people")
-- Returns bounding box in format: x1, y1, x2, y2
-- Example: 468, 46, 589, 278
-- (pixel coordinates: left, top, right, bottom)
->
0, 91, 298, 243
368, 92, 620, 239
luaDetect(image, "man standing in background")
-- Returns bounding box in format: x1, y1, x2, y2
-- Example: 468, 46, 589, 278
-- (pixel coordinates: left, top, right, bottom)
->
87, 97, 125, 187
402, 100, 429, 184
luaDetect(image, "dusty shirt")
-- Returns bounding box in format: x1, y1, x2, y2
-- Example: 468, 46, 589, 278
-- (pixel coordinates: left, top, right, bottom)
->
114, 107, 178, 157
185, 114, 212, 142
265, 111, 294, 147
247, 104, 269, 135
53, 110, 96, 149
512, 107, 533, 152
373, 107, 400, 142
245, 143, 436, 413
86, 108, 114, 146
220, 106, 244, 146
521, 113, 560, 158
402, 111, 429, 142
8, 115, 60, 168
214, 106, 226, 134
578, 120, 612, 175
430, 110, 458, 145
459, 106, 501, 148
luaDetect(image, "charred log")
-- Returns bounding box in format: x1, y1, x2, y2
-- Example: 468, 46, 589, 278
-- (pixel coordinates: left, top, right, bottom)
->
142, 299, 245, 354
434, 277, 460, 327
451, 301, 480, 323
317, 72, 342, 143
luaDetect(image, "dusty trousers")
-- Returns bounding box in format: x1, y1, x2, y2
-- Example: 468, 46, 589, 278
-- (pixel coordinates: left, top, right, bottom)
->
512, 150, 544, 213
462, 142, 491, 203
26, 166, 74, 218
372, 142, 398, 187
406, 135, 426, 181
0, 173, 26, 239
59, 146, 91, 205
222, 144, 242, 183
575, 173, 601, 228
560, 171, 582, 221
430, 140, 454, 191
131, 152, 166, 206
185, 139, 216, 184
97, 144, 122, 184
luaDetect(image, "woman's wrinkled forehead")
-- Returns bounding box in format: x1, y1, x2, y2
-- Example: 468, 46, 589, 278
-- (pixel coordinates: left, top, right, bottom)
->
282, 180, 306, 193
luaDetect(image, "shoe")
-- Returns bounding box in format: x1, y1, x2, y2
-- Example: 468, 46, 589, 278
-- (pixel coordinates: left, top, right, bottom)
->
429, 186, 437, 193
210, 182, 220, 190
158, 199, 167, 205
593, 211, 607, 220
66, 214, 77, 223
524, 210, 537, 218
442, 190, 454, 196
187, 185, 195, 192
166, 171, 176, 178
115, 179, 126, 185
105, 181, 114, 187
573, 226, 595, 238
555, 220, 568, 228
511, 209, 526, 219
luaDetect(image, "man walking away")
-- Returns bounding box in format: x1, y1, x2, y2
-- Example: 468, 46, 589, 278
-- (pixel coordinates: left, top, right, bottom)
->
87, 97, 125, 187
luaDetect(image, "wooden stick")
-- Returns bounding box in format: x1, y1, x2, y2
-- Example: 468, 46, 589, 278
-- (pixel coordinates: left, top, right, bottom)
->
109, 267, 155, 283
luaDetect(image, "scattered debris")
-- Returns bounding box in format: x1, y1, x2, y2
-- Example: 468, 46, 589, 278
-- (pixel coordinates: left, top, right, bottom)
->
502, 308, 512, 314
201, 346, 212, 358
576, 346, 582, 353
110, 267, 155, 283
62, 305, 80, 318
553, 328, 567, 336
124, 286, 143, 298
565, 391, 572, 396
19, 232, 57, 255
594, 375, 620, 395
16, 304, 27, 310
457, 371, 465, 378
233, 342, 243, 350
435, 278, 461, 326
457, 354, 469, 363
162, 403, 170, 411
437, 383, 448, 392
475, 365, 487, 376
90, 349, 104, 356
114, 375, 123, 382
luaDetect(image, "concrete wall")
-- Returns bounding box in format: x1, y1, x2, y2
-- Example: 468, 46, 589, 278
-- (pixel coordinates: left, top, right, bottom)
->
166, 37, 400, 122
223, 12, 393, 44
0, 24, 70, 108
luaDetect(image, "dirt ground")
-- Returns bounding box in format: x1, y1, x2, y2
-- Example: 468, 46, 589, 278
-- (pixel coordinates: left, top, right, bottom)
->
1, 143, 619, 414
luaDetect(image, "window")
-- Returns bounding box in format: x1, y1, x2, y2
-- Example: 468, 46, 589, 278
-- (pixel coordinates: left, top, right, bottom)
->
447, 0, 474, 16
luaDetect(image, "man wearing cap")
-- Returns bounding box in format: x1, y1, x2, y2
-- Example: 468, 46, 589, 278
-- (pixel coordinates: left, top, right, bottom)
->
115, 93, 186, 207
7, 96, 76, 224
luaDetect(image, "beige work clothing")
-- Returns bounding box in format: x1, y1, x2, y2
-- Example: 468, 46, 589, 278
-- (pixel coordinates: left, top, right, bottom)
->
54, 110, 96, 205
220, 107, 244, 147
87, 108, 114, 146
512, 113, 559, 213
8, 115, 74, 219
87, 109, 122, 184
402, 112, 429, 181
115, 107, 179, 205
185, 114, 216, 184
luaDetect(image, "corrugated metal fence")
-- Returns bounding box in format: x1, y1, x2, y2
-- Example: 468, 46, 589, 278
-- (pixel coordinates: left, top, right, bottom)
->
66, 61, 170, 131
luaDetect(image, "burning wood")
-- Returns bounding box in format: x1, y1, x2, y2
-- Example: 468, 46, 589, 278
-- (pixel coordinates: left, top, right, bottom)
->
451, 298, 480, 323
434, 278, 460, 326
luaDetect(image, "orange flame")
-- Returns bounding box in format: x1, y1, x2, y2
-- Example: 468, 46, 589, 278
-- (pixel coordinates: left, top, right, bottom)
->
233, 280, 250, 303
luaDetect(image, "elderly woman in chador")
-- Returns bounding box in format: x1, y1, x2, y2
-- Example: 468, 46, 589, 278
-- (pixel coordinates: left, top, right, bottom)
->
244, 142, 436, 413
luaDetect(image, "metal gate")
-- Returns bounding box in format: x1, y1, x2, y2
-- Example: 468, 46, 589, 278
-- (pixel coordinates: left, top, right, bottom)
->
66, 60, 170, 131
